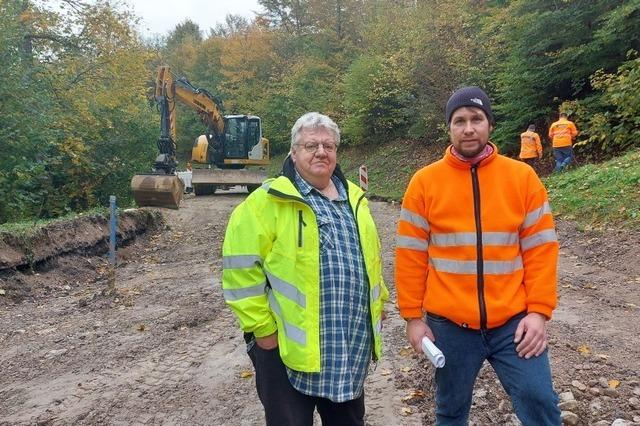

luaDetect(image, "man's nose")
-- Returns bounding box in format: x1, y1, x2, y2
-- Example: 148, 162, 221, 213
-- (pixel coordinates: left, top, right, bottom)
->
315, 144, 328, 154
463, 121, 474, 133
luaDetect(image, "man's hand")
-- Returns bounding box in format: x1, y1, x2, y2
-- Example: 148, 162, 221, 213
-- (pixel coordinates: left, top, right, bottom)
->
256, 332, 278, 350
514, 313, 547, 359
406, 318, 434, 353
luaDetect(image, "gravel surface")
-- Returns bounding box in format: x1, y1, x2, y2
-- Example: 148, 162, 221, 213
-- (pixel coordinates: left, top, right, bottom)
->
1, 192, 639, 425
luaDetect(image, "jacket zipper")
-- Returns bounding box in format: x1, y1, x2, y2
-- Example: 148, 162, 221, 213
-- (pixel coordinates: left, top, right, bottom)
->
297, 210, 306, 247
471, 165, 487, 330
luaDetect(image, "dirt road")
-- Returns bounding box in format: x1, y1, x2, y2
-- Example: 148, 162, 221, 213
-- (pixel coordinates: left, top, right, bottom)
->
1, 193, 639, 425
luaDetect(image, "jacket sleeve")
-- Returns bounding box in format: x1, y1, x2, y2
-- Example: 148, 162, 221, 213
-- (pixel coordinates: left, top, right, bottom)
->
222, 194, 277, 338
535, 133, 543, 157
395, 173, 430, 319
520, 173, 559, 319
570, 122, 579, 138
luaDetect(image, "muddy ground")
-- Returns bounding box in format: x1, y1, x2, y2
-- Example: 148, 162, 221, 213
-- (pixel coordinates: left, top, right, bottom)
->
0, 192, 639, 425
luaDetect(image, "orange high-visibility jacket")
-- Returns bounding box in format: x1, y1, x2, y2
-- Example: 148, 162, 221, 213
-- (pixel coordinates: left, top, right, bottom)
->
548, 118, 578, 148
395, 144, 558, 329
519, 130, 542, 159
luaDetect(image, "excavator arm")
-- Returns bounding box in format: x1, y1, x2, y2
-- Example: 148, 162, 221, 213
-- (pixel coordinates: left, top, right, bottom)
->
153, 65, 225, 174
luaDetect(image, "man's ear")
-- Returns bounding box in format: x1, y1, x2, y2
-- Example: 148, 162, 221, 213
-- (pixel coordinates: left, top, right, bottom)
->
489, 124, 494, 133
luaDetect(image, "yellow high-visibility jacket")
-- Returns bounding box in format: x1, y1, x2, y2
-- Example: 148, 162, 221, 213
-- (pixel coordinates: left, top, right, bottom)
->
519, 130, 542, 159
222, 163, 388, 372
549, 118, 578, 148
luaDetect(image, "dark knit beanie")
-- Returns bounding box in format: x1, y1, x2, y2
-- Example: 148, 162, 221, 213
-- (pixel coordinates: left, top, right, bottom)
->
445, 86, 494, 124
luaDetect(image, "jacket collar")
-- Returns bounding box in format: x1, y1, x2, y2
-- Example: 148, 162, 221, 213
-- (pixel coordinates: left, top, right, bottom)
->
444, 142, 499, 169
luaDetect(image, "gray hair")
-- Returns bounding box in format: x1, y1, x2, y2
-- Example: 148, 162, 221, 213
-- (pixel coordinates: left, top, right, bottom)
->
290, 112, 341, 148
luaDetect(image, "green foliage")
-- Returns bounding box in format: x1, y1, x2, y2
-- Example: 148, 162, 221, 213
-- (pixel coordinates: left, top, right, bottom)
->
0, 0, 156, 224
487, 0, 640, 155
562, 53, 640, 158
545, 149, 640, 229
341, 54, 415, 144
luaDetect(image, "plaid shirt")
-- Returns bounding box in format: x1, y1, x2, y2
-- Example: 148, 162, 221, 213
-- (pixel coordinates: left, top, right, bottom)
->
286, 171, 372, 402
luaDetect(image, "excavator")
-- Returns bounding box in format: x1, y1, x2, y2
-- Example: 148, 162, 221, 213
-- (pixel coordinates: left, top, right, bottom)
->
130, 66, 269, 209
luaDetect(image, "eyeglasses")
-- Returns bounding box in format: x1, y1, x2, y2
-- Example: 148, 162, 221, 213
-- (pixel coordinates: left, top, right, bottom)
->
296, 142, 338, 153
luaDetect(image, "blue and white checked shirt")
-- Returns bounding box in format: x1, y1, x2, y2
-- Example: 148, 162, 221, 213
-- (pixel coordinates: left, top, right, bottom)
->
286, 171, 372, 403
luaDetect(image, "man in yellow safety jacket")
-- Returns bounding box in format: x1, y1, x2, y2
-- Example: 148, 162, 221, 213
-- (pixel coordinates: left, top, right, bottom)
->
222, 112, 388, 426
519, 124, 542, 167
548, 112, 578, 172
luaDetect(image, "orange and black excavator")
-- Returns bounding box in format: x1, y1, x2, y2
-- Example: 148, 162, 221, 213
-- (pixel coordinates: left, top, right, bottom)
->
131, 66, 269, 208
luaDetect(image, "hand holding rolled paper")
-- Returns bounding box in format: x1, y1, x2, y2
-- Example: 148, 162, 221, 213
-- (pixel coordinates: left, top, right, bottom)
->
421, 336, 445, 368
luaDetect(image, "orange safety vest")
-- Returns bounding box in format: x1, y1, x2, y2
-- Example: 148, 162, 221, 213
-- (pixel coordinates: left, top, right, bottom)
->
548, 118, 578, 148
395, 144, 558, 329
519, 130, 542, 159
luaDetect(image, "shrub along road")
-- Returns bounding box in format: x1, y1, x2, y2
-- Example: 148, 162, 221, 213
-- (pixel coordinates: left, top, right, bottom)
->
0, 194, 639, 425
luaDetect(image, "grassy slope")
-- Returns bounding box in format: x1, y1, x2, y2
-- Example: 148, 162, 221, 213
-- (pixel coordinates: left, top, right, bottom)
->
269, 143, 640, 230
543, 148, 640, 230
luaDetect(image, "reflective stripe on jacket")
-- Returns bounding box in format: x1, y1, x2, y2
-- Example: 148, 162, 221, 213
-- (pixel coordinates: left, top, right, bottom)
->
395, 143, 558, 329
548, 118, 578, 148
222, 168, 388, 372
519, 130, 542, 159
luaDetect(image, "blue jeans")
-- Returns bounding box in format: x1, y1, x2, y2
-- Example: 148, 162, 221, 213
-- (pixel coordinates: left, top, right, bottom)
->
427, 313, 560, 426
553, 147, 573, 172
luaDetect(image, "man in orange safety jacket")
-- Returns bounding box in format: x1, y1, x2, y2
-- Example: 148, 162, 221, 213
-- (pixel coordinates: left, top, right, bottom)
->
395, 86, 561, 425
548, 112, 578, 172
519, 124, 542, 167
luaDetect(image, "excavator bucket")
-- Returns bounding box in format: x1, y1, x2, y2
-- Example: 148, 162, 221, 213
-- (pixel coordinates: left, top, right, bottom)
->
130, 174, 184, 209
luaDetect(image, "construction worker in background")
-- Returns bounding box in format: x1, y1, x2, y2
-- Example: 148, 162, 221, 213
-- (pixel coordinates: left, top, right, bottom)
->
186, 161, 192, 171
519, 124, 542, 168
222, 112, 388, 425
548, 112, 579, 172
396, 86, 561, 425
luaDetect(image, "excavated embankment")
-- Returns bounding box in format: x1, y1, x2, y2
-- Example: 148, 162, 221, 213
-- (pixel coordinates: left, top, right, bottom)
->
0, 209, 164, 302
0, 209, 164, 271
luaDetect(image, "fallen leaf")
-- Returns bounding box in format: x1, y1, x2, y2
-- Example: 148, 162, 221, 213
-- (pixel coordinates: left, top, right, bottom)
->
608, 379, 620, 389
577, 344, 591, 355
401, 407, 413, 415
239, 370, 254, 378
596, 354, 609, 360
0, 289, 5, 296
137, 324, 147, 332
399, 346, 413, 356
402, 390, 426, 402
380, 369, 392, 376
401, 366, 412, 372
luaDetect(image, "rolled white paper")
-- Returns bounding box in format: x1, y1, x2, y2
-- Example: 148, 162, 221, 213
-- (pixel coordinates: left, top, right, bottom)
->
421, 336, 445, 368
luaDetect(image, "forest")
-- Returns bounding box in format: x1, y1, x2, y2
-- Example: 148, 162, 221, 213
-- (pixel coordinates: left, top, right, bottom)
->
1, 0, 639, 224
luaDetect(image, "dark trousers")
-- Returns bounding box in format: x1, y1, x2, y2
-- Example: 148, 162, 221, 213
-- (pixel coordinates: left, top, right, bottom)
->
248, 344, 365, 426
553, 147, 573, 172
